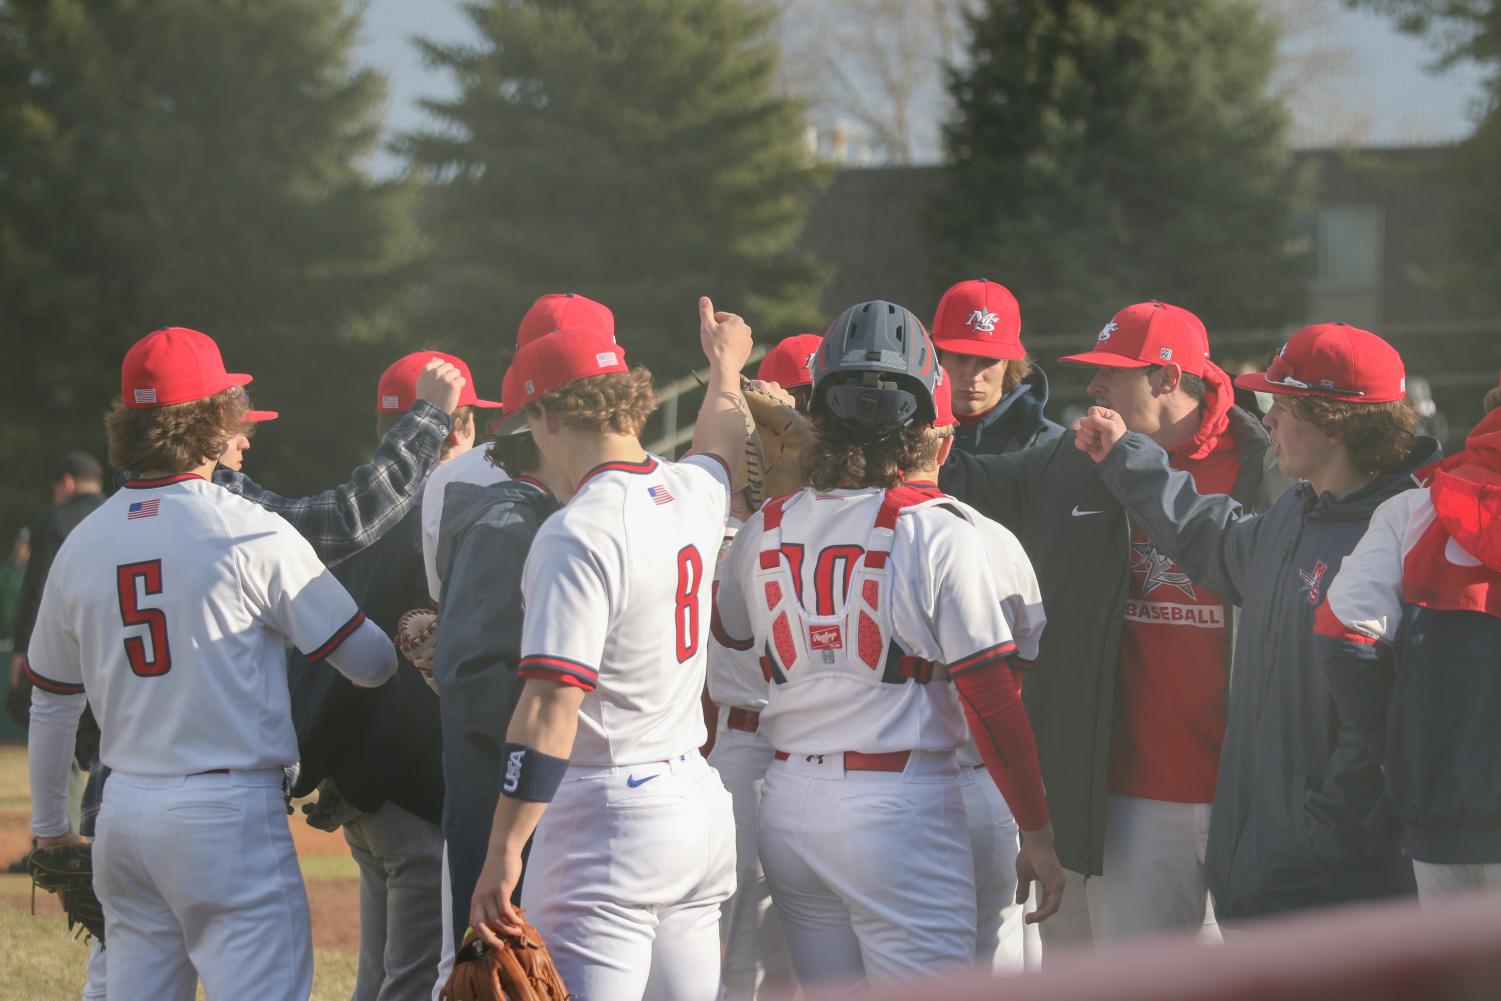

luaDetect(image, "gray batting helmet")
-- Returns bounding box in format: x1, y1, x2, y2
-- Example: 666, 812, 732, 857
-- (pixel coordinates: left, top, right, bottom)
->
810, 300, 939, 433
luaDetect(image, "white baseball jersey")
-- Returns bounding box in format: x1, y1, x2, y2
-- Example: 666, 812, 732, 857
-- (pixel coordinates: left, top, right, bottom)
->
26, 474, 367, 776
517, 454, 730, 766
422, 445, 509, 602
713, 483, 1017, 755
947, 497, 1045, 767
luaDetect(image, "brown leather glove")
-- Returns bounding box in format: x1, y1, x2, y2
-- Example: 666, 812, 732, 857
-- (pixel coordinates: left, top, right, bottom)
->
440, 910, 572, 1001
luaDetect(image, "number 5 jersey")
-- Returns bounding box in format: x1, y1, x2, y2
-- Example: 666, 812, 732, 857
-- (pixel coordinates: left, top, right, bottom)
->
25, 474, 370, 777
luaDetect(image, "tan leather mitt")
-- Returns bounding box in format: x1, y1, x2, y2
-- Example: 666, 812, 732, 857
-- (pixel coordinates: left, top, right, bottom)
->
739, 377, 812, 506
439, 913, 572, 1001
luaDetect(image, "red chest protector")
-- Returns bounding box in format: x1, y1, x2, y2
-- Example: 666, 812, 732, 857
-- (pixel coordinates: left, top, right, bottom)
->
751, 486, 947, 687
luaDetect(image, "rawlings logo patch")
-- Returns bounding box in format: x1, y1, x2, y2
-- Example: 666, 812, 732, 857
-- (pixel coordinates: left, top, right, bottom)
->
809, 624, 843, 650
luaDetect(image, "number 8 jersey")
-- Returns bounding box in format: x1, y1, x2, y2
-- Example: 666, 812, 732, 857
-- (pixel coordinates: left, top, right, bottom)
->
25, 475, 369, 776
517, 455, 731, 767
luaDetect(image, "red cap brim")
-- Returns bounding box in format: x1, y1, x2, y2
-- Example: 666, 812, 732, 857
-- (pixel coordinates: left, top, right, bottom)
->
934, 337, 1026, 361
469, 397, 503, 409
229, 373, 254, 388
247, 409, 279, 423
1057, 350, 1153, 369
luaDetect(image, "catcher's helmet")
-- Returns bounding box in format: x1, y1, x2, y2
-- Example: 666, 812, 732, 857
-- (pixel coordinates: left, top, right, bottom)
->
810, 300, 939, 432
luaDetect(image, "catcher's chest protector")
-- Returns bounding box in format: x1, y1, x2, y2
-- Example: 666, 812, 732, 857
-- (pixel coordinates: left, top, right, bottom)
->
751, 487, 945, 686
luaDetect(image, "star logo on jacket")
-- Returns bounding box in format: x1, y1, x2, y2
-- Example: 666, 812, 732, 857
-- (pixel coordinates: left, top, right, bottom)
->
1299, 560, 1329, 605
1130, 542, 1196, 599
1098, 320, 1118, 342
966, 308, 999, 333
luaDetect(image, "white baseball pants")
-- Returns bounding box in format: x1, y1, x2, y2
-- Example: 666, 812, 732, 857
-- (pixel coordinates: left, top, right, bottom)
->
758, 750, 976, 991
520, 751, 736, 1001
93, 769, 312, 1001
705, 719, 794, 1000
958, 766, 1038, 971
1085, 795, 1221, 943
1413, 860, 1501, 901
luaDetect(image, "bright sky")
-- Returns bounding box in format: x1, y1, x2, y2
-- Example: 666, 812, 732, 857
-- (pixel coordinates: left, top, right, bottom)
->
353, 0, 1491, 174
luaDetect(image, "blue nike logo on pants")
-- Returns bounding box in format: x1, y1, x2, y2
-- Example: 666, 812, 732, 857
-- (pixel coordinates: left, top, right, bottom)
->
626, 773, 658, 788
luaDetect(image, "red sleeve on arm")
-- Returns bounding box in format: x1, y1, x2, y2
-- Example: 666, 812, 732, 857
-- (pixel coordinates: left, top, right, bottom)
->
953, 658, 1049, 831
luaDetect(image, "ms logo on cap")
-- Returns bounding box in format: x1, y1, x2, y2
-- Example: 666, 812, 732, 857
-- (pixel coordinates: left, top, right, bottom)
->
1098, 321, 1118, 342
966, 309, 999, 333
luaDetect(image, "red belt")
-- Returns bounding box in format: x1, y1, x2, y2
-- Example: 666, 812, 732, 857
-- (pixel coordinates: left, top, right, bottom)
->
773, 750, 911, 772
726, 707, 760, 733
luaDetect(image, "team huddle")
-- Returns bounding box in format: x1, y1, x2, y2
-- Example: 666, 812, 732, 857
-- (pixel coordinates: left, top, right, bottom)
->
20, 278, 1501, 1001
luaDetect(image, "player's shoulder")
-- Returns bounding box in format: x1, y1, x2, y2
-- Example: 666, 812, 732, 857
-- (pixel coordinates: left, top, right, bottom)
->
895, 493, 992, 552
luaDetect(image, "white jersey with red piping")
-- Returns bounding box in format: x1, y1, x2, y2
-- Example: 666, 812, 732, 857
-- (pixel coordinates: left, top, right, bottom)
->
26, 474, 365, 776
712, 483, 1018, 756
517, 453, 731, 767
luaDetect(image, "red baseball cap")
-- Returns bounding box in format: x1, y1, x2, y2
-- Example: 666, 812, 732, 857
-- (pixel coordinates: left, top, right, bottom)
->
931, 279, 1025, 360
496, 329, 629, 434
933, 367, 957, 429
122, 327, 278, 423
377, 351, 499, 414
1059, 301, 1209, 376
1234, 323, 1406, 404
516, 292, 615, 349
756, 333, 823, 388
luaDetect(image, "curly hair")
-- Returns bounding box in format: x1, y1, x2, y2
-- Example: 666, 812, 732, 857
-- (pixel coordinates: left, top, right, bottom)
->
803, 419, 946, 491
105, 388, 254, 474
1484, 384, 1501, 415
526, 368, 658, 437
486, 431, 542, 476
1001, 356, 1034, 395
1286, 396, 1418, 478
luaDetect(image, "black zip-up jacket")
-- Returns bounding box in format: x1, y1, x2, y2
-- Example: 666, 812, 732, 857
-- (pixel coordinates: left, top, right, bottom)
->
952, 365, 1065, 457
432, 477, 559, 948
1094, 432, 1439, 920
938, 407, 1283, 876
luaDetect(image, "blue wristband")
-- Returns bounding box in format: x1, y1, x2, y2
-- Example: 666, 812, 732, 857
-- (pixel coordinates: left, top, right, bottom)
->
500, 743, 569, 802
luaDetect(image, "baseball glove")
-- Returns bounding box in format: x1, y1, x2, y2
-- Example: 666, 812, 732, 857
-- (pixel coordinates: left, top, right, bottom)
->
396, 607, 439, 693
440, 914, 572, 1001
740, 378, 812, 506
28, 841, 105, 944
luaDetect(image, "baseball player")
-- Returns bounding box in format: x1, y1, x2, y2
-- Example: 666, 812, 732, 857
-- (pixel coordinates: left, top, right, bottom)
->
930, 279, 1063, 455
421, 292, 613, 603
26, 326, 397, 1001
467, 298, 751, 1001
705, 332, 822, 1001
712, 301, 1063, 989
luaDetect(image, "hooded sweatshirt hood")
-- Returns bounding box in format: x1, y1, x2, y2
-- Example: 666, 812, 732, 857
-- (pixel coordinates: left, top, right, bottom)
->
1427, 407, 1501, 571
1171, 361, 1235, 462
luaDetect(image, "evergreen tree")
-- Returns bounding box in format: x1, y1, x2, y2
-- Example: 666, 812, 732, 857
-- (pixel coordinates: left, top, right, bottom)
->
940, 0, 1308, 340
403, 0, 825, 379
0, 0, 417, 531
1358, 0, 1501, 313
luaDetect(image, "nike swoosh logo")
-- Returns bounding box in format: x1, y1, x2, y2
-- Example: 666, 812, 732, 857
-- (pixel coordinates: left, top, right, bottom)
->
1071, 506, 1104, 517
625, 774, 659, 789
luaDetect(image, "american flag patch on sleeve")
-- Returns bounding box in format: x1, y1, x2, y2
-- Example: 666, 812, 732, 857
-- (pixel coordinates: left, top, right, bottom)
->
133, 388, 157, 404
127, 499, 160, 520
381, 394, 400, 410
647, 485, 674, 506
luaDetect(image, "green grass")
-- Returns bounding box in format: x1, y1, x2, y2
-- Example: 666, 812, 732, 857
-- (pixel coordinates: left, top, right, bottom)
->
0, 909, 359, 1000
